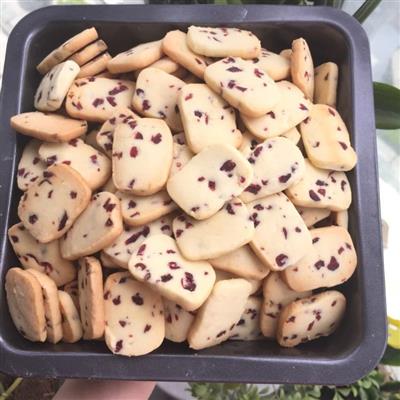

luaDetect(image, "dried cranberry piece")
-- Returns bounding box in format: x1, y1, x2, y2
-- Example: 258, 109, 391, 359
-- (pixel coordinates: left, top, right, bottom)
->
181, 272, 196, 292
314, 260, 325, 270
109, 85, 128, 95
245, 184, 261, 194
151, 133, 162, 144
142, 100, 151, 111
226, 66, 242, 72
208, 181, 216, 191
130, 146, 139, 158
279, 173, 291, 183
92, 98, 104, 107
161, 274, 173, 282
119, 320, 127, 327
216, 330, 226, 338
106, 96, 117, 106
134, 262, 146, 270
136, 88, 144, 96
144, 324, 151, 333
132, 293, 144, 305
105, 218, 113, 227
113, 295, 121, 305
299, 103, 308, 111
327, 256, 339, 271
254, 68, 264, 78
282, 227, 288, 239
309, 190, 320, 201
275, 254, 288, 267
114, 339, 123, 353
70, 191, 77, 199
58, 211, 68, 231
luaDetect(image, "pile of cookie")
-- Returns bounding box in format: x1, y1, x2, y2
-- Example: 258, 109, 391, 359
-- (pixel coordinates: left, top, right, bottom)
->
6, 25, 357, 356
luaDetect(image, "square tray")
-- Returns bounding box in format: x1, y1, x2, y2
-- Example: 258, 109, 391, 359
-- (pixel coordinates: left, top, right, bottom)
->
0, 4, 386, 385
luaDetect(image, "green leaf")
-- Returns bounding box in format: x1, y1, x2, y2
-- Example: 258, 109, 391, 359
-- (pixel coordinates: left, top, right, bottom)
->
382, 345, 400, 366
353, 0, 382, 23
381, 381, 400, 393
374, 82, 400, 129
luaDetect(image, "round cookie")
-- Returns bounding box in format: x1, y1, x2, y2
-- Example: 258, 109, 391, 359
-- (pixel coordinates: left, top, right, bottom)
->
60, 192, 123, 260
78, 257, 105, 339
8, 222, 76, 287
10, 112, 88, 143
187, 279, 252, 350
112, 118, 173, 195
104, 272, 165, 356
276, 290, 346, 347
129, 234, 216, 312
116, 190, 177, 227
187, 26, 261, 59
17, 139, 46, 191
26, 269, 63, 344
173, 198, 255, 261
5, 267, 47, 342
167, 144, 253, 220
58, 290, 83, 343
17, 164, 92, 244
107, 40, 163, 74
204, 57, 281, 118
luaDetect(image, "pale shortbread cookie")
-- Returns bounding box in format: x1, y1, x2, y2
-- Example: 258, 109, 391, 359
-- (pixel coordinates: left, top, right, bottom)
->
281, 127, 301, 144
333, 210, 348, 229
5, 268, 47, 342
58, 290, 83, 343
112, 118, 173, 195
78, 257, 105, 339
291, 38, 314, 101
209, 245, 269, 280
8, 222, 76, 287
187, 279, 252, 350
164, 299, 195, 343
38, 138, 111, 190
240, 80, 311, 139
296, 206, 331, 228
63, 280, 79, 311
204, 57, 281, 118
17, 139, 46, 191
173, 199, 255, 260
229, 296, 263, 341
277, 290, 346, 347
240, 137, 305, 203
103, 214, 173, 269
248, 192, 312, 271
104, 272, 165, 356
314, 62, 338, 107
260, 272, 311, 338
283, 226, 357, 291
162, 30, 212, 79
132, 68, 185, 132
60, 192, 123, 260
35, 60, 80, 112
37, 27, 98, 74
107, 40, 163, 74
187, 26, 261, 59
214, 269, 261, 295
167, 144, 253, 220
66, 77, 135, 122
102, 176, 118, 193
252, 49, 290, 81
280, 49, 292, 60
169, 143, 194, 177
285, 159, 352, 211
116, 190, 177, 227
134, 56, 182, 79
11, 112, 87, 142
77, 52, 112, 78
69, 39, 108, 66
129, 234, 215, 312
300, 104, 357, 171
26, 269, 63, 344
96, 107, 141, 157
178, 83, 242, 153
18, 164, 91, 243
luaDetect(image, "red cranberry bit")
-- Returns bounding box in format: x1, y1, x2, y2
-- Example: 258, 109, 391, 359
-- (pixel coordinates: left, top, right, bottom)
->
282, 227, 288, 239
17, 168, 25, 176
227, 80, 236, 89
254, 204, 264, 211
105, 218, 113, 227
338, 246, 345, 255
109, 85, 128, 96
47, 190, 53, 199
328, 108, 336, 116
135, 132, 143, 140
208, 180, 216, 191
128, 179, 135, 188
279, 173, 292, 183
131, 293, 144, 305
92, 98, 104, 107
69, 191, 77, 199
72, 101, 83, 110
220, 160, 236, 172
166, 314, 172, 323
236, 85, 247, 92
144, 272, 151, 280
309, 190, 320, 201
245, 184, 261, 194
317, 188, 326, 196
166, 249, 176, 254
275, 254, 288, 267
144, 324, 152, 333
307, 321, 315, 331
226, 203, 235, 215
345, 242, 352, 250
312, 237, 320, 244
194, 57, 203, 65
287, 316, 296, 323
331, 300, 337, 307
161, 274, 173, 282
58, 211, 68, 231
254, 68, 264, 78
338, 141, 348, 150
114, 340, 123, 353
168, 261, 180, 270
112, 295, 121, 305
128, 200, 136, 209
104, 290, 111, 300
299, 103, 308, 111
134, 262, 146, 271
314, 260, 325, 270
119, 320, 127, 327
327, 256, 339, 271
142, 99, 151, 111
137, 244, 146, 256
10, 235, 19, 243
181, 272, 196, 292
151, 133, 162, 144
341, 180, 347, 191
106, 96, 117, 106
216, 330, 226, 338
103, 198, 116, 212
119, 277, 127, 284
175, 229, 183, 238
266, 313, 277, 319
226, 66, 242, 72
130, 146, 139, 158
136, 88, 144, 97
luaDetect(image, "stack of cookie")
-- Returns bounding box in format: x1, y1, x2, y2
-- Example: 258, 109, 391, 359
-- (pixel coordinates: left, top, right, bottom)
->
6, 25, 357, 355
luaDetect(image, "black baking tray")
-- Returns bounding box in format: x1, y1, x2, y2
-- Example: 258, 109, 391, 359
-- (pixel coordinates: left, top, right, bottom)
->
0, 4, 386, 385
